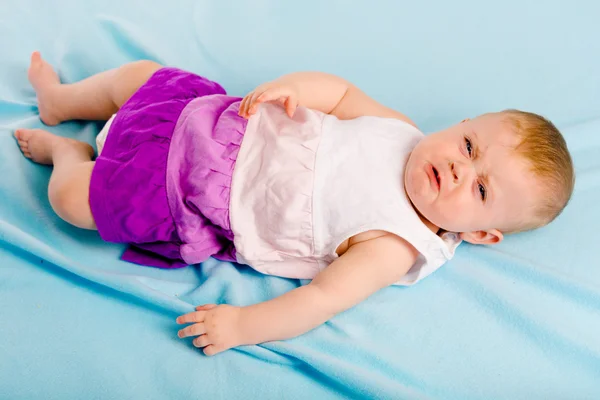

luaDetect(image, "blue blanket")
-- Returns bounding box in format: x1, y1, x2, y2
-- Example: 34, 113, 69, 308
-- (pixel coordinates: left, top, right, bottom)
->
1, 1, 599, 398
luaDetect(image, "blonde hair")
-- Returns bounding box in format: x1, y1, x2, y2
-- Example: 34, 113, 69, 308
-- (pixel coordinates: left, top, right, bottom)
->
500, 109, 575, 233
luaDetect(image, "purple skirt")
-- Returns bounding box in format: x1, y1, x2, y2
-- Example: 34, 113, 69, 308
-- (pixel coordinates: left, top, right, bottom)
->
89, 67, 246, 268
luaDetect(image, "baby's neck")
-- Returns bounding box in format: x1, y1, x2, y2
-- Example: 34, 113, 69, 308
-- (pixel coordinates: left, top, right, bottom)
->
408, 200, 441, 235
418, 213, 441, 235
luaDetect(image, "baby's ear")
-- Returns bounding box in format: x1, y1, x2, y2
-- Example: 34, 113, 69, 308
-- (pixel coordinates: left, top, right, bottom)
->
460, 229, 503, 245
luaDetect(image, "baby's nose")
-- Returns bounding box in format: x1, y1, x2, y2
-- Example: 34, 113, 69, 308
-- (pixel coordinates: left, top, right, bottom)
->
450, 162, 459, 182
450, 161, 471, 184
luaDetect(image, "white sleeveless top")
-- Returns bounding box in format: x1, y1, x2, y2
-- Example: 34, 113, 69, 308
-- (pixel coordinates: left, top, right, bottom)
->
228, 104, 461, 285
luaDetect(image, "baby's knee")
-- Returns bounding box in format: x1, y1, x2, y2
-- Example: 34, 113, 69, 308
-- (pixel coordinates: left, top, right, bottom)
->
129, 60, 162, 76
48, 169, 96, 230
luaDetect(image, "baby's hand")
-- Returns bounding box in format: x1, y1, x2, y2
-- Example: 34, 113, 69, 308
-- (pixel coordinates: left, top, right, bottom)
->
176, 304, 243, 356
239, 80, 299, 119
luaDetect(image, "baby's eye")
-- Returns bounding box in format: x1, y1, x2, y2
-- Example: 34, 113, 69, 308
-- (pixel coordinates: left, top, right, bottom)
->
465, 137, 473, 157
478, 182, 486, 201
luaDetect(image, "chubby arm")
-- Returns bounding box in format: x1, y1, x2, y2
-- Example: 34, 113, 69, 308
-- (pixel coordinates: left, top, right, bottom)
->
238, 71, 417, 126
177, 232, 418, 355
239, 232, 418, 343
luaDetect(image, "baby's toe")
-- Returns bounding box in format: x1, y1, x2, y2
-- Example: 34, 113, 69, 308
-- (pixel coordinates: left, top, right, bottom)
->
15, 129, 34, 154
14, 129, 32, 141
31, 51, 42, 64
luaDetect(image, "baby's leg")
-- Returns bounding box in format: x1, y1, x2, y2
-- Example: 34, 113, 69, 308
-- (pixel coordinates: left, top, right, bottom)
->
14, 128, 96, 230
29, 51, 162, 125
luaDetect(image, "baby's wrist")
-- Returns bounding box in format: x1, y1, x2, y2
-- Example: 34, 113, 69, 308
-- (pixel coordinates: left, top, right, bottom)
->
236, 304, 281, 346
233, 306, 260, 346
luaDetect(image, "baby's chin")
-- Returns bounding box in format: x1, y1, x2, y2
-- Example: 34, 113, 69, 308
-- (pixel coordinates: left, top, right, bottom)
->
405, 167, 436, 211
405, 185, 438, 225
404, 187, 459, 232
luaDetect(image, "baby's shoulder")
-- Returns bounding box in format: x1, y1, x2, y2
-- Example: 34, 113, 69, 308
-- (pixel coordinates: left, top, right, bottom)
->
337, 230, 420, 260
349, 229, 390, 245
351, 221, 439, 246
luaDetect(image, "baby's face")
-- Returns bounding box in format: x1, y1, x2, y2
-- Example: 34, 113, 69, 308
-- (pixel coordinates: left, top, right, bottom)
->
404, 113, 540, 242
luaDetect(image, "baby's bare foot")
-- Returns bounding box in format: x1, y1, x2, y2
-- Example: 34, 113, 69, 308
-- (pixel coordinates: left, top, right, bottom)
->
14, 128, 94, 165
28, 51, 64, 126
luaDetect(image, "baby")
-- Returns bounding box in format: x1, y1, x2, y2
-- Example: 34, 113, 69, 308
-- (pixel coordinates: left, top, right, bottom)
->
15, 52, 574, 356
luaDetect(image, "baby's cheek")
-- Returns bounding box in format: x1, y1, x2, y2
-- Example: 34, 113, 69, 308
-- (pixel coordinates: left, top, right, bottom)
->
434, 199, 471, 230
437, 204, 458, 222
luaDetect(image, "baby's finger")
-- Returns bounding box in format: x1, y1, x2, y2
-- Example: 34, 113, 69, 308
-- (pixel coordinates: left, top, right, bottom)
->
177, 322, 206, 338
193, 335, 211, 348
252, 88, 289, 113
256, 87, 286, 103
243, 90, 264, 117
242, 89, 261, 116
176, 310, 206, 324
285, 96, 299, 118
195, 304, 216, 311
238, 97, 247, 117
247, 89, 268, 114
239, 93, 253, 117
203, 345, 223, 357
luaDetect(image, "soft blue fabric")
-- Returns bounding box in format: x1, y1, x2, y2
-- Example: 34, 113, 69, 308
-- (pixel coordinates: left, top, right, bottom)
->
1, 1, 599, 399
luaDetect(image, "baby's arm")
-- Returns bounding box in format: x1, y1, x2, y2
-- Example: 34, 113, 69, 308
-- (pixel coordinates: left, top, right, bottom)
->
239, 72, 417, 126
239, 232, 418, 343
177, 232, 418, 356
